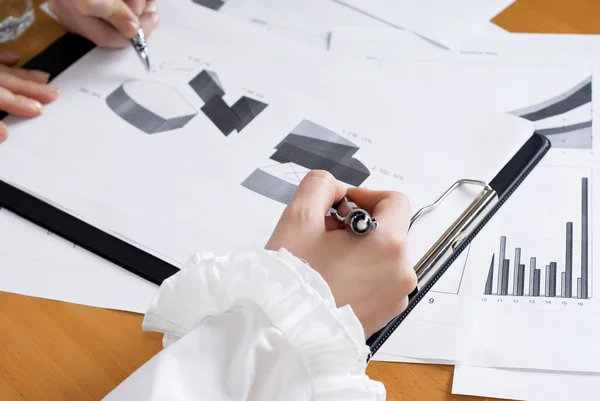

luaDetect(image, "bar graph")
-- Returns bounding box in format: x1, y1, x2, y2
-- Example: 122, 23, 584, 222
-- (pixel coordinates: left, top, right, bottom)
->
484, 176, 592, 299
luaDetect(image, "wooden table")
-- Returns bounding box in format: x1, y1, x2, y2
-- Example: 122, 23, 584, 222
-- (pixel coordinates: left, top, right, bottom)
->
1, 1, 599, 400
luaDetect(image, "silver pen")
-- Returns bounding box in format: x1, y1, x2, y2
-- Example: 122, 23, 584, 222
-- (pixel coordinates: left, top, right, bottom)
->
131, 27, 151, 71
332, 196, 379, 235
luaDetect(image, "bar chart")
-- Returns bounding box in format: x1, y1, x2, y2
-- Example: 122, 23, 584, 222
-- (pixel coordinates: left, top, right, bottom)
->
483, 176, 592, 299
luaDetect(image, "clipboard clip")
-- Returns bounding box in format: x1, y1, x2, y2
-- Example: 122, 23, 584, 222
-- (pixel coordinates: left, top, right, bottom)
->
409, 179, 498, 281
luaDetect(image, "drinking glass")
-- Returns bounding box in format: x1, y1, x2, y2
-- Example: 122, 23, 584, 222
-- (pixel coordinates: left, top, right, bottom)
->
0, 0, 34, 42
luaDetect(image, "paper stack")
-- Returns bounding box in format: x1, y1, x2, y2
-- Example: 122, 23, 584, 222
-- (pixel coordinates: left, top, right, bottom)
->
2, 1, 599, 400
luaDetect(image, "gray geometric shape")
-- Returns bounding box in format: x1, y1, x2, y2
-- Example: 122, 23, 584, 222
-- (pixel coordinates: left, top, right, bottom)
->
231, 97, 269, 132
541, 125, 592, 149
241, 168, 297, 204
241, 120, 370, 203
269, 120, 370, 186
289, 119, 357, 148
535, 120, 592, 136
188, 70, 225, 104
270, 142, 370, 186
189, 70, 268, 136
192, 0, 225, 10
201, 96, 241, 136
275, 133, 358, 157
106, 81, 197, 135
510, 77, 592, 121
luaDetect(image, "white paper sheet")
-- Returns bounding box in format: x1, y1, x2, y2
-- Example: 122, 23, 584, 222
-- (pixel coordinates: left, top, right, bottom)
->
0, 6, 533, 362
328, 26, 505, 57
372, 219, 499, 363
329, 26, 600, 63
216, 0, 393, 50
459, 156, 600, 372
0, 209, 158, 313
328, 29, 596, 152
453, 365, 600, 401
40, 0, 388, 51
333, 0, 515, 49
159, 0, 396, 51
328, 26, 600, 372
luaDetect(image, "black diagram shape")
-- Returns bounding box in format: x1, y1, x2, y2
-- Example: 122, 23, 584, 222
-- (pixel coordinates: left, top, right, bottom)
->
192, 0, 225, 10
242, 119, 370, 204
188, 70, 268, 136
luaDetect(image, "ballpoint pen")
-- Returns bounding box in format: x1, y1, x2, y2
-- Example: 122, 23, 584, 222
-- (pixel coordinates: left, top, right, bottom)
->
131, 27, 151, 71
332, 196, 379, 235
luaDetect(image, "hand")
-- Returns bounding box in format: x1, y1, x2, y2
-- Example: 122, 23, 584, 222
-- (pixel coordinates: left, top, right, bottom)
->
0, 51, 59, 144
48, 0, 159, 48
266, 170, 417, 338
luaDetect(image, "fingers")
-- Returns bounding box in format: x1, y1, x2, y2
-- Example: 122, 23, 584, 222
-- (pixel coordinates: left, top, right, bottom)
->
72, 4, 158, 49
346, 187, 411, 238
0, 65, 51, 84
125, 0, 146, 16
0, 71, 59, 105
0, 86, 44, 117
0, 121, 7, 144
324, 214, 346, 231
0, 50, 20, 66
283, 170, 347, 230
75, 0, 141, 38
143, 0, 157, 14
138, 7, 160, 36
81, 16, 134, 48
49, 0, 158, 48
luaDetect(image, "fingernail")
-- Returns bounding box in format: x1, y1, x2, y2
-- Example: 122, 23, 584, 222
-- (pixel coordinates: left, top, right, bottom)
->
30, 70, 50, 82
44, 84, 59, 96
120, 20, 140, 37
27, 99, 43, 114
145, 2, 157, 13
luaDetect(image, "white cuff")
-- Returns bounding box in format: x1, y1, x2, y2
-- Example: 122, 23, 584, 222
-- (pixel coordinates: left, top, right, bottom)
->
141, 247, 386, 401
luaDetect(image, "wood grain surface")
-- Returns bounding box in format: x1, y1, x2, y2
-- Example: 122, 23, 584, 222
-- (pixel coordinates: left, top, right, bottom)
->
1, 0, 599, 400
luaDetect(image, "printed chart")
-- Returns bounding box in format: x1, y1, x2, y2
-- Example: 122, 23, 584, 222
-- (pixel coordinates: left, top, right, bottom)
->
510, 76, 592, 150
463, 166, 600, 373
484, 176, 592, 299
242, 119, 370, 203
106, 70, 268, 136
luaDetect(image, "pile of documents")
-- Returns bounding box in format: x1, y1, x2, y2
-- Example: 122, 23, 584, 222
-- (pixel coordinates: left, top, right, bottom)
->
2, 1, 600, 400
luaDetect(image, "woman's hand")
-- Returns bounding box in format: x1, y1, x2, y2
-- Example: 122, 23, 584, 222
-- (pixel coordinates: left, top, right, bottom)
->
0, 51, 59, 143
266, 170, 417, 339
47, 0, 159, 48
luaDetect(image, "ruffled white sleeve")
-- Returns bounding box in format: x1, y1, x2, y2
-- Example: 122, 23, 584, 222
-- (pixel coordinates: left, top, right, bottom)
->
101, 247, 386, 401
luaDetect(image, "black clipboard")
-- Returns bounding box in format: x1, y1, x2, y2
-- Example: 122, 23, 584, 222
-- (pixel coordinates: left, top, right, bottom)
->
0, 33, 551, 357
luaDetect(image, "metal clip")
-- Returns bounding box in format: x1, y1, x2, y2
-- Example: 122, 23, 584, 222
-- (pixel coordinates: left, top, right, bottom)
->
409, 179, 497, 281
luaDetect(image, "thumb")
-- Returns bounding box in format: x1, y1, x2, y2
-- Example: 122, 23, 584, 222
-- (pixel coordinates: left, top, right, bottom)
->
76, 0, 140, 38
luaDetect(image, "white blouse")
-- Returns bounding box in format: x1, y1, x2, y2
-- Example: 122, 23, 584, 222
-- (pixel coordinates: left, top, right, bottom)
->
101, 247, 386, 400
